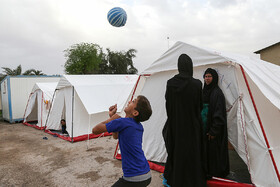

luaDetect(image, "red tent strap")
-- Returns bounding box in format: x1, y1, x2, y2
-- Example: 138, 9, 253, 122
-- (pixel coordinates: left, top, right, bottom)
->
240, 65, 280, 182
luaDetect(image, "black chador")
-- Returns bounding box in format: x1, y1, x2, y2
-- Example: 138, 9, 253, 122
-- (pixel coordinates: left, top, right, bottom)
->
202, 68, 229, 178
163, 54, 206, 187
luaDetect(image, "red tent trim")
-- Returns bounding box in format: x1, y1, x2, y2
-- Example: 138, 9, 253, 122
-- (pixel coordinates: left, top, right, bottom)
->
22, 122, 111, 142
207, 177, 254, 187
44, 130, 112, 142
23, 122, 45, 130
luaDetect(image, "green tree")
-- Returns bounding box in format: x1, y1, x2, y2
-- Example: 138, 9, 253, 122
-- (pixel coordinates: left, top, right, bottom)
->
64, 43, 104, 74
2, 65, 45, 77
32, 70, 45, 75
100, 48, 138, 74
23, 69, 45, 75
22, 69, 33, 75
2, 65, 22, 76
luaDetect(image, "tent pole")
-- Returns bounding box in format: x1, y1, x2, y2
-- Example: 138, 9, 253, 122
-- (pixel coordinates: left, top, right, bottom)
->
240, 65, 280, 182
114, 141, 119, 159
41, 91, 43, 128
131, 75, 142, 99
87, 115, 90, 150
22, 92, 33, 123
44, 89, 57, 132
71, 87, 74, 143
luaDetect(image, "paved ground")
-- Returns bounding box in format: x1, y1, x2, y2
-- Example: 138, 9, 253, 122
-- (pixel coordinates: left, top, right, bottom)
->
0, 121, 163, 187
0, 119, 251, 186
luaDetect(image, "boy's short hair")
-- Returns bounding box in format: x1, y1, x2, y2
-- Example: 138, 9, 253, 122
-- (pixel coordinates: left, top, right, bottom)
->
61, 119, 65, 122
134, 95, 152, 122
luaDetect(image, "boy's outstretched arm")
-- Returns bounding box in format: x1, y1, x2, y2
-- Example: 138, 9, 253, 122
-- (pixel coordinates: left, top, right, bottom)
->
92, 114, 120, 135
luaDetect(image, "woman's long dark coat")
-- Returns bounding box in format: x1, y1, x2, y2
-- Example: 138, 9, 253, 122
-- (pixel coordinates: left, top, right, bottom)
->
163, 74, 207, 187
203, 68, 229, 178
205, 86, 230, 178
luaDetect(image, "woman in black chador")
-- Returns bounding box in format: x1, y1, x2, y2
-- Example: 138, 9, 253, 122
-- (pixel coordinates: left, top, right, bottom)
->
162, 54, 206, 187
202, 68, 229, 178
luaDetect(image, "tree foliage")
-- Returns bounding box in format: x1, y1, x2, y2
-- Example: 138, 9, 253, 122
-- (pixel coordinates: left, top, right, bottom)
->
64, 42, 138, 75
64, 43, 103, 74
23, 69, 45, 75
1, 65, 45, 77
2, 65, 22, 76
100, 48, 138, 74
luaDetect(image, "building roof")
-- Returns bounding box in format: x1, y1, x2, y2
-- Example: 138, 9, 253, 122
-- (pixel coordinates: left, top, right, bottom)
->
254, 41, 280, 54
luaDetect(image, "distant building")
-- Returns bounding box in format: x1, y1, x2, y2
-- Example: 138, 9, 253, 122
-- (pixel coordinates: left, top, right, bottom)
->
254, 42, 280, 66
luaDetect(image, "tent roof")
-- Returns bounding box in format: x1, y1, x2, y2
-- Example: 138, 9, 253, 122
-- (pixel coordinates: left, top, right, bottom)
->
31, 82, 58, 100
56, 75, 139, 114
32, 82, 58, 93
142, 41, 280, 109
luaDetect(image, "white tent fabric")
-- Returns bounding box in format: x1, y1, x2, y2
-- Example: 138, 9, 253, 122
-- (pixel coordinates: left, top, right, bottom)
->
23, 82, 58, 128
143, 42, 280, 110
134, 41, 280, 187
45, 75, 139, 140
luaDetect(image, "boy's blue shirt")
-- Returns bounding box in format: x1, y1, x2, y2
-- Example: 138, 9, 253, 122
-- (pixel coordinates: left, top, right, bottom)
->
106, 117, 150, 177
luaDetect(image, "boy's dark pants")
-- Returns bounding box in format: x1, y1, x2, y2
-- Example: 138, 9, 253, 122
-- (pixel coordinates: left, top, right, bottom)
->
112, 177, 151, 187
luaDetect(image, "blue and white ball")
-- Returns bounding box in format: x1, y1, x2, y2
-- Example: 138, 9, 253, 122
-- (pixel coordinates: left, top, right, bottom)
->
107, 7, 127, 27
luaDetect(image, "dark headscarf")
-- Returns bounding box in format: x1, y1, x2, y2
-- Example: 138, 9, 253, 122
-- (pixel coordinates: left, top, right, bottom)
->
168, 54, 193, 92
177, 54, 193, 78
203, 68, 218, 103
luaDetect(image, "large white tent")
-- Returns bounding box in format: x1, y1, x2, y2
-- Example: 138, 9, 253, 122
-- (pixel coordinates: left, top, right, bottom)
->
45, 75, 139, 142
23, 82, 58, 129
0, 76, 60, 123
128, 41, 280, 187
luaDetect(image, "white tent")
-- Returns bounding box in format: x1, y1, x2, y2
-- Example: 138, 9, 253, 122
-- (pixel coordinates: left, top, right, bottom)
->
45, 75, 139, 142
23, 82, 58, 129
0, 76, 60, 123
129, 41, 280, 187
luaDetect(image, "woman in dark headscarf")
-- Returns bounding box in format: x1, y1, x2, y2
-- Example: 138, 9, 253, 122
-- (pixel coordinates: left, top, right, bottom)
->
202, 68, 229, 178
162, 54, 206, 187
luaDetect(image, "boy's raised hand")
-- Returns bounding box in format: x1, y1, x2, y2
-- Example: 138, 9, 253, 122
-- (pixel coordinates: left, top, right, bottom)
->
109, 104, 117, 117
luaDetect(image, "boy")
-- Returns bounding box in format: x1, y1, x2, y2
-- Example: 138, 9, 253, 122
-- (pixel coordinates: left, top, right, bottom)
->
92, 95, 152, 187
61, 119, 68, 135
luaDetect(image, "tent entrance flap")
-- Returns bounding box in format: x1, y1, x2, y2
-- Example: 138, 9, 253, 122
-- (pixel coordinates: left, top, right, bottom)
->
46, 87, 73, 132
24, 92, 38, 123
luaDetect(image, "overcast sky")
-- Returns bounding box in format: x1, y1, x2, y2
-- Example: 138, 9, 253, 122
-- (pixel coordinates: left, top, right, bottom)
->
1, 0, 279, 75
